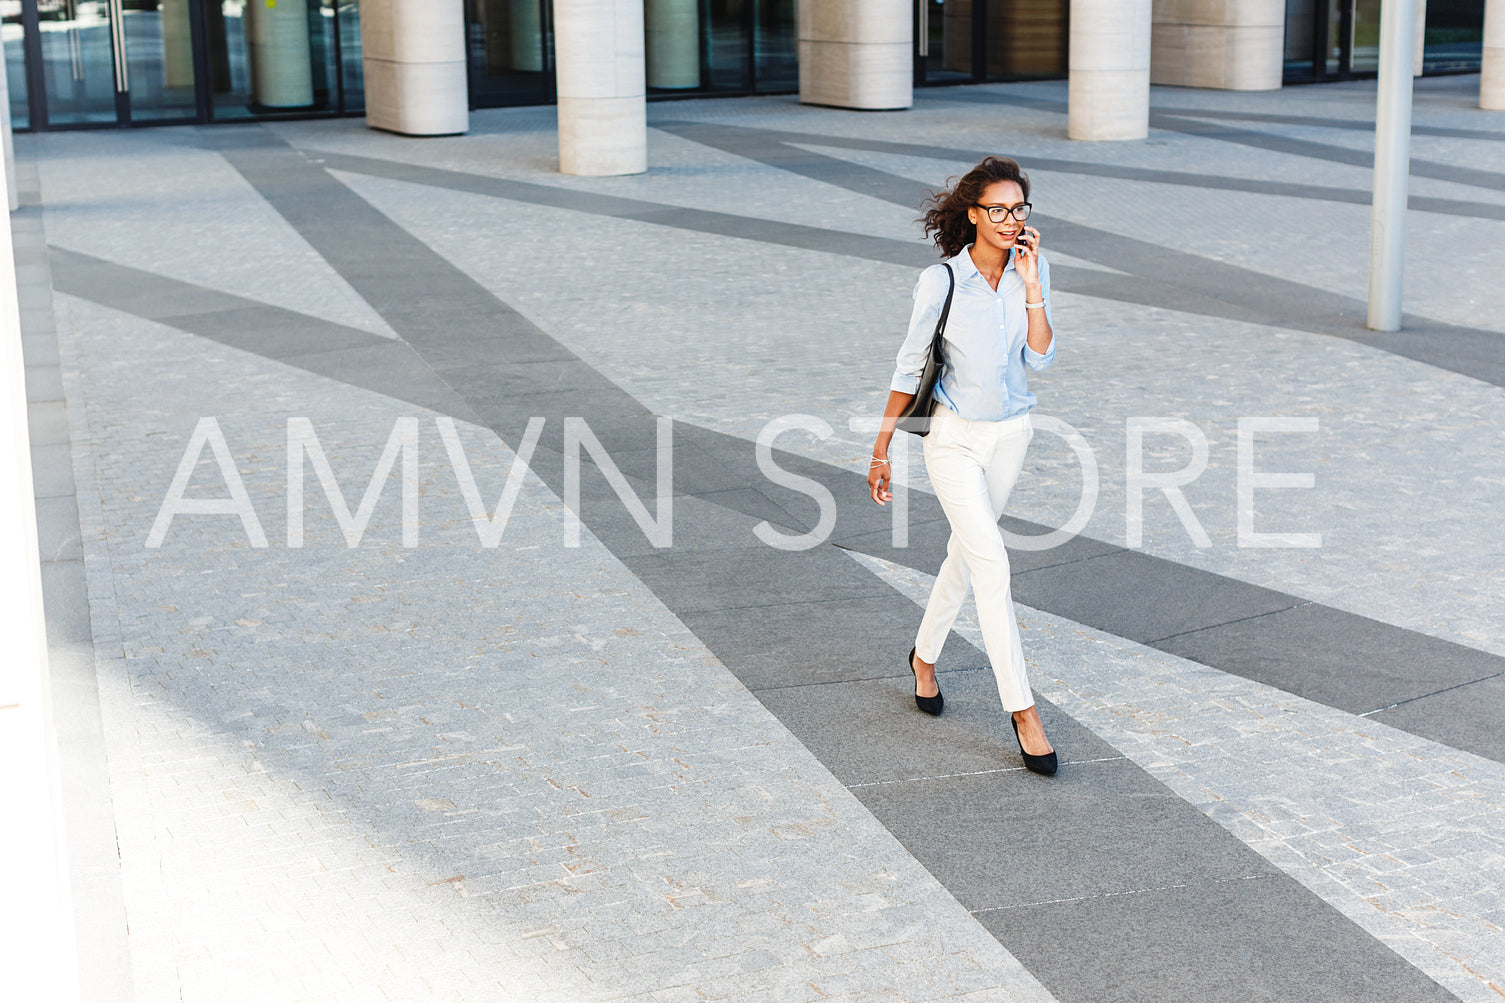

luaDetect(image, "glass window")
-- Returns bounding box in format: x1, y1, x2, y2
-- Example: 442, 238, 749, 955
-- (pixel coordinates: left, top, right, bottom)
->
984, 0, 1066, 80
2, 2, 27, 129
1283, 0, 1315, 78
209, 0, 337, 120
753, 0, 795, 92
1423, 0, 1485, 72
702, 0, 749, 92
337, 0, 361, 112
466, 0, 553, 107
1348, 0, 1381, 74
646, 0, 701, 91
36, 0, 119, 125
123, 0, 198, 122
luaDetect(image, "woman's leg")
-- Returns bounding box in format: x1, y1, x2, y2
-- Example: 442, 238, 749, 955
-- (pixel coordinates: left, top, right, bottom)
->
978, 415, 1033, 713
917, 415, 1034, 711
914, 416, 979, 668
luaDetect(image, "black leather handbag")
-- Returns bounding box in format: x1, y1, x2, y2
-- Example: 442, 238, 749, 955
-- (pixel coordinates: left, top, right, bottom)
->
895, 263, 956, 437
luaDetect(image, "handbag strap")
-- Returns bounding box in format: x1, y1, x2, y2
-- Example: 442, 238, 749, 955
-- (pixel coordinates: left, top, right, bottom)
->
930, 263, 956, 357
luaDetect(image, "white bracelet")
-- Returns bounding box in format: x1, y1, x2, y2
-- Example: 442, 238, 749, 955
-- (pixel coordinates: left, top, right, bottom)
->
870, 456, 889, 466
1025, 301, 1045, 310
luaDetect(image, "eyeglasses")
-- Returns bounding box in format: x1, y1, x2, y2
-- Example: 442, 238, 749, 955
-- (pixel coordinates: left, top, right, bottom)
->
975, 202, 1032, 223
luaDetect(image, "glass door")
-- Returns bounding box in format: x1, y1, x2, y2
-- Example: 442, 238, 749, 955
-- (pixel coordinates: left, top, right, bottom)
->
18, 0, 352, 128
31, 0, 122, 125
207, 0, 339, 120
121, 0, 199, 121
915, 0, 1067, 87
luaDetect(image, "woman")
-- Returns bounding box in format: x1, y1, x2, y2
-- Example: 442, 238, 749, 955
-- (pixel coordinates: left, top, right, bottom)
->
867, 156, 1058, 776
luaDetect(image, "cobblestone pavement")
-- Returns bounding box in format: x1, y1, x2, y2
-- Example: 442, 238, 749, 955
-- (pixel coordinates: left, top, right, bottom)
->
20, 75, 1505, 1001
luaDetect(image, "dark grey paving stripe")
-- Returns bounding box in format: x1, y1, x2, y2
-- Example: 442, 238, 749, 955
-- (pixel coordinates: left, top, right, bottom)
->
188, 126, 1460, 1002
1152, 112, 1505, 192
831, 517, 1505, 764
47, 246, 482, 422
1160, 106, 1505, 142
694, 123, 1505, 221
922, 87, 1505, 191
308, 149, 930, 267
655, 121, 1505, 387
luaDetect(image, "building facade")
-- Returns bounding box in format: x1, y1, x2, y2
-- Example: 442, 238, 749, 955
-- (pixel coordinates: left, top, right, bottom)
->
0, 0, 1490, 132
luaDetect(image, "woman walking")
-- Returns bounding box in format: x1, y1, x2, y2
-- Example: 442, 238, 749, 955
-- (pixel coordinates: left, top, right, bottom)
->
867, 156, 1058, 776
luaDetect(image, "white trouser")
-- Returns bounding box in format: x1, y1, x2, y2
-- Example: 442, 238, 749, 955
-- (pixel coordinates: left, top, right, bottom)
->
915, 410, 1035, 712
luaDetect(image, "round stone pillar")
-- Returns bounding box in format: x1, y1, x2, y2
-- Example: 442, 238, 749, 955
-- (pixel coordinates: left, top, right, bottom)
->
555, 0, 647, 176
1069, 0, 1152, 140
1149, 0, 1283, 91
360, 0, 469, 135
1484, 0, 1505, 110
797, 0, 912, 110
246, 0, 314, 108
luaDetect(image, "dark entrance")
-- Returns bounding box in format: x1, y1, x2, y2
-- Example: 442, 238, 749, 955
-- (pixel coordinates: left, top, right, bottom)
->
6, 0, 364, 130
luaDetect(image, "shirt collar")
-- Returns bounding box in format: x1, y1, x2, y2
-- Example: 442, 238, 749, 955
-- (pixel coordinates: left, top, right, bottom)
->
949, 243, 1016, 283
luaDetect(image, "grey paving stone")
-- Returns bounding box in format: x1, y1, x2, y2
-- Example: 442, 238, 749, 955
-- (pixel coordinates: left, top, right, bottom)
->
756, 668, 1121, 783
979, 874, 1459, 1003
24, 362, 63, 403
33, 494, 83, 563
22, 329, 59, 363
39, 560, 91, 647
1366, 673, 1505, 762
853, 759, 1272, 910
681, 594, 935, 691
623, 544, 893, 614
1156, 603, 1505, 715
1011, 549, 1299, 644
26, 399, 70, 447
32, 75, 1505, 1003
28, 440, 76, 498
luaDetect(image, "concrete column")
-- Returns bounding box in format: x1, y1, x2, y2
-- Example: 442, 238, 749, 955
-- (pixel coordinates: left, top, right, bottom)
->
0, 111, 81, 1003
246, 0, 314, 108
797, 0, 912, 110
361, 0, 469, 135
510, 0, 544, 73
1070, 0, 1152, 140
555, 0, 647, 175
1150, 0, 1283, 90
1484, 0, 1505, 109
646, 0, 700, 89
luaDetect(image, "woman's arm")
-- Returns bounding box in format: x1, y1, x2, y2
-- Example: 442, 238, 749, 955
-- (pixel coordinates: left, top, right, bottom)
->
868, 389, 916, 506
1015, 228, 1054, 358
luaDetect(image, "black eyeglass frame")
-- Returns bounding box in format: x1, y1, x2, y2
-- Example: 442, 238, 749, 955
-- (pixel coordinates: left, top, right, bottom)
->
975, 202, 1032, 223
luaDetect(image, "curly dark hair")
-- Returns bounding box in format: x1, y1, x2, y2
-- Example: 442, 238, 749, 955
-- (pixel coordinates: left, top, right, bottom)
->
919, 157, 1032, 259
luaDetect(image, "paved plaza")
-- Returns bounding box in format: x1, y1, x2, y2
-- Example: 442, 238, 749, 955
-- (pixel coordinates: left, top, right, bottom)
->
18, 74, 1505, 1001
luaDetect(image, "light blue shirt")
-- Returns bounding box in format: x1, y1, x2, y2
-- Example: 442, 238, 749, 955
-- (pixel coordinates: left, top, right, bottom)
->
890, 244, 1055, 421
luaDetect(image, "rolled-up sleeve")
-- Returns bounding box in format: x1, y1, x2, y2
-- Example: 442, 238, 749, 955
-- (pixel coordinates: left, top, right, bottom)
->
1023, 253, 1055, 372
890, 265, 948, 393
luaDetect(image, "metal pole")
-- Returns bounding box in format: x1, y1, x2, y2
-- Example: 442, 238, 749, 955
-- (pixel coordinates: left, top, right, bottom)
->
1367, 0, 1417, 332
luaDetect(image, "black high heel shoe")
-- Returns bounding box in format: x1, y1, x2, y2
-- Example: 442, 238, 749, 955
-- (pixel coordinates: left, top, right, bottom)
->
1011, 716, 1058, 776
908, 647, 943, 716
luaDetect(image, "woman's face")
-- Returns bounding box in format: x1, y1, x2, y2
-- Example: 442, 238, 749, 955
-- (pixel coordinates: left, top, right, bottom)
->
968, 180, 1027, 255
